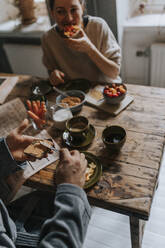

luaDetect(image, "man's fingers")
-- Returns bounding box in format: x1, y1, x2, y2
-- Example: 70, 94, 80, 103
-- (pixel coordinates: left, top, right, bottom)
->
21, 153, 36, 162
22, 135, 35, 147
60, 148, 71, 161
84, 158, 88, 168
70, 150, 80, 157
16, 119, 29, 134
80, 152, 85, 160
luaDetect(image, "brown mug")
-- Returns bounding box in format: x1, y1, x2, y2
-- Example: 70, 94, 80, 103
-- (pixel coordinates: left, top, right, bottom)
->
66, 116, 89, 141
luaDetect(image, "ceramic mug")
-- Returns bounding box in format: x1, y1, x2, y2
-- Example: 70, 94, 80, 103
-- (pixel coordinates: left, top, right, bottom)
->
66, 116, 89, 140
102, 125, 126, 152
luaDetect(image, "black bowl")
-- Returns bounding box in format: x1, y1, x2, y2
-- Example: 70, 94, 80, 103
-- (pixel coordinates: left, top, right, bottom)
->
102, 125, 126, 152
60, 78, 91, 93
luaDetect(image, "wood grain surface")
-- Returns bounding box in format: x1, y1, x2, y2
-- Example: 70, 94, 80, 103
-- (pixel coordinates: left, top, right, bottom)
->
4, 75, 165, 220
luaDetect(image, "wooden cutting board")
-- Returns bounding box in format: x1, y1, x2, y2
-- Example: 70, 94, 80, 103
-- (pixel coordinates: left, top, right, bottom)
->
86, 85, 134, 116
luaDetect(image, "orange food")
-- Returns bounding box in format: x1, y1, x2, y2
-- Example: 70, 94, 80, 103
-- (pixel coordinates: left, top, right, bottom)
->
32, 101, 39, 115
26, 100, 32, 111
61, 96, 81, 107
64, 25, 80, 38
27, 110, 41, 122
26, 100, 47, 129
36, 100, 41, 108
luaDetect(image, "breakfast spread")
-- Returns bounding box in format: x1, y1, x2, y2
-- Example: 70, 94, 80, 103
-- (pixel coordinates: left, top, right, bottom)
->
26, 100, 47, 129
63, 25, 80, 38
61, 96, 81, 107
24, 139, 54, 159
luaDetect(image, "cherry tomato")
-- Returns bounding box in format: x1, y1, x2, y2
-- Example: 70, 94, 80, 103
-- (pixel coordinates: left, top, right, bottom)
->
113, 93, 118, 97
104, 89, 109, 94
107, 92, 113, 97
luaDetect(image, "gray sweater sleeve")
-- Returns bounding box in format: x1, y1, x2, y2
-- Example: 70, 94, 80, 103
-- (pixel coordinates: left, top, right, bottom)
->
38, 183, 92, 248
0, 200, 17, 248
0, 138, 19, 180
0, 138, 26, 202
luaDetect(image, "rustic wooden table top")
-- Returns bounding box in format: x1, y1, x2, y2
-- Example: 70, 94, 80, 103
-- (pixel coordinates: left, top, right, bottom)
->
4, 75, 165, 220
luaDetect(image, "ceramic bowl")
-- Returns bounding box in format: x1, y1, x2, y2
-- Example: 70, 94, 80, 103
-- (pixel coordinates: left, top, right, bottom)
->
103, 83, 127, 105
102, 125, 126, 152
56, 90, 86, 114
60, 78, 91, 93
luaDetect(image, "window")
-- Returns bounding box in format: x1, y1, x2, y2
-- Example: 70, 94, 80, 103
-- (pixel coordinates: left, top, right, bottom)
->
130, 0, 165, 17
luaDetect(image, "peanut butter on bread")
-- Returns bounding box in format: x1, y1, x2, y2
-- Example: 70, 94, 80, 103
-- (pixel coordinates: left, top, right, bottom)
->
24, 139, 54, 159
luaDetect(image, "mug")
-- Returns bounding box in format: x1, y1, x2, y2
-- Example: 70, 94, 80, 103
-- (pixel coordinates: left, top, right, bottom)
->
102, 125, 126, 152
51, 103, 73, 130
66, 116, 89, 140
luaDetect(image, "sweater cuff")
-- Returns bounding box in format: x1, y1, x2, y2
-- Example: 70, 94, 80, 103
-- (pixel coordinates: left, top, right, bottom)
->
56, 183, 91, 217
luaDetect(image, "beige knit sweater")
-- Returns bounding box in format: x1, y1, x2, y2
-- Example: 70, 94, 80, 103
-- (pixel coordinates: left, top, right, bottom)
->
41, 16, 121, 83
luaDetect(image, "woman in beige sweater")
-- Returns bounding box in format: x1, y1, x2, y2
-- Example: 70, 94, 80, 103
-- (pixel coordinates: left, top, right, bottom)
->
42, 0, 121, 86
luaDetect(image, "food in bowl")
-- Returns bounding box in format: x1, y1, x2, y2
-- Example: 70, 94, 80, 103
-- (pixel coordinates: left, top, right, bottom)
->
61, 96, 81, 107
103, 83, 127, 104
56, 90, 86, 113
85, 162, 96, 181
64, 25, 81, 38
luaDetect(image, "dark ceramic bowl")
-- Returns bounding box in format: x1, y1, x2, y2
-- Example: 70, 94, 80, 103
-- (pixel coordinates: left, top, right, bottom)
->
103, 83, 127, 105
102, 125, 126, 152
56, 90, 86, 114
61, 78, 91, 93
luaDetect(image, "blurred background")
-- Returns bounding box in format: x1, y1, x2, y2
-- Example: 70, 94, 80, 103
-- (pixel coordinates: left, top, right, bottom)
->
1, 0, 165, 88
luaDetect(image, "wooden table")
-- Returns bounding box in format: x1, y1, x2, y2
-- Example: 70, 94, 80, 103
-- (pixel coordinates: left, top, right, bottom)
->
4, 75, 165, 248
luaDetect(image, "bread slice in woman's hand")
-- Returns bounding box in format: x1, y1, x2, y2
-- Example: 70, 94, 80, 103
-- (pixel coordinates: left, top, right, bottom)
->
63, 25, 82, 38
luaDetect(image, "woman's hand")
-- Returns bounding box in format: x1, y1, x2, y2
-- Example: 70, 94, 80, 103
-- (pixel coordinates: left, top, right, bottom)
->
49, 69, 65, 86
56, 148, 87, 188
6, 119, 36, 162
65, 28, 120, 79
65, 29, 95, 54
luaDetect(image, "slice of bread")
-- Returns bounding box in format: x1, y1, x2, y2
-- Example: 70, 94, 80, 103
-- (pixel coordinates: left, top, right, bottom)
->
24, 139, 54, 159
63, 25, 81, 38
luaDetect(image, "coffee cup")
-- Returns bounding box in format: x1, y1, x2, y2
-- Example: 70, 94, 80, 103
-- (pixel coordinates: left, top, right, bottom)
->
66, 116, 89, 140
102, 125, 126, 152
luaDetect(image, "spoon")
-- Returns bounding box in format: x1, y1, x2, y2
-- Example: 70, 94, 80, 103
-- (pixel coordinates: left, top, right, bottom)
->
53, 86, 69, 98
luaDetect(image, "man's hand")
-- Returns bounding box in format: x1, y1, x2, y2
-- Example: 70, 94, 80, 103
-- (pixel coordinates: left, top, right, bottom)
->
6, 119, 36, 162
56, 148, 87, 188
49, 69, 65, 86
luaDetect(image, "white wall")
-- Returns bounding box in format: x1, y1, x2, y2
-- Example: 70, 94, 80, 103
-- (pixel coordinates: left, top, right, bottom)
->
122, 14, 165, 85
4, 43, 48, 77
116, 0, 129, 45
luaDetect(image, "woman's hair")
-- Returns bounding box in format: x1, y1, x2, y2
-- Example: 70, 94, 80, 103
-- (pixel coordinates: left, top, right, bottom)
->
49, 0, 86, 11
